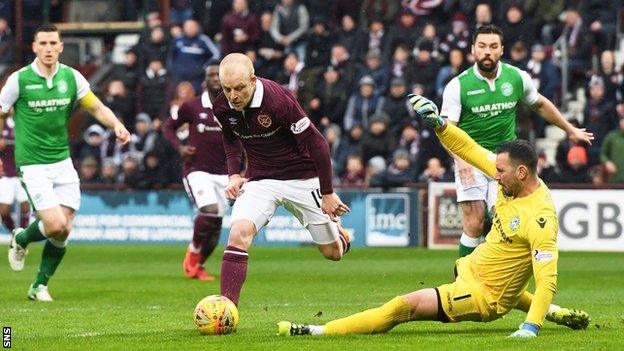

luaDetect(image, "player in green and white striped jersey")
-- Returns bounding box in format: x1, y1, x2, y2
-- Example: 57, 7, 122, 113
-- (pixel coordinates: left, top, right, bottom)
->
0, 24, 130, 301
437, 25, 594, 257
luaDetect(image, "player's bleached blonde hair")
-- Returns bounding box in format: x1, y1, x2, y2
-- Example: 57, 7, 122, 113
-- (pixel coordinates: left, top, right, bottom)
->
219, 53, 255, 80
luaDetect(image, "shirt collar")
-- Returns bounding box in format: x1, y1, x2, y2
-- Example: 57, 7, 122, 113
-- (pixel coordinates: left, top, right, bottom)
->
201, 91, 213, 109
31, 58, 60, 78
472, 61, 502, 81
227, 78, 264, 109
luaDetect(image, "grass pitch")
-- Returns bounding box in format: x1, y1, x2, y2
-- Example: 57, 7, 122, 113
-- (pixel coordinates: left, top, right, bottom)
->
1, 245, 622, 350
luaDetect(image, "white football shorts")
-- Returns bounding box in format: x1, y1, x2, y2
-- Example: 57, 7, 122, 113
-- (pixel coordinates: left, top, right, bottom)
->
454, 160, 498, 210
18, 158, 80, 211
0, 176, 28, 205
182, 171, 229, 216
230, 177, 338, 244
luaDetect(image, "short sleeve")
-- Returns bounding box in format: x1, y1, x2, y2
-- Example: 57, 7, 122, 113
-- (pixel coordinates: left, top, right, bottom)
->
519, 69, 539, 106
440, 77, 462, 123
71, 68, 91, 99
0, 72, 20, 113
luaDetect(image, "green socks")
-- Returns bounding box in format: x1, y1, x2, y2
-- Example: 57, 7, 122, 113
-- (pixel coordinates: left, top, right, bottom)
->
33, 239, 67, 287
15, 219, 46, 248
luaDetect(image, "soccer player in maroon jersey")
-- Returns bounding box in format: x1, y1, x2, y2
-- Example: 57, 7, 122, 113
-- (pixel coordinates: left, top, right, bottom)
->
213, 53, 352, 306
0, 116, 31, 232
163, 64, 227, 281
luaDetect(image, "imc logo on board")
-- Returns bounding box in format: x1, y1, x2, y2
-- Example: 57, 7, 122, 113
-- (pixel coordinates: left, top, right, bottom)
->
365, 194, 410, 247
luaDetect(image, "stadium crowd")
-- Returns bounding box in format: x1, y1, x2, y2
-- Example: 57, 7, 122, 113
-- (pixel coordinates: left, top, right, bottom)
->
1, 0, 623, 189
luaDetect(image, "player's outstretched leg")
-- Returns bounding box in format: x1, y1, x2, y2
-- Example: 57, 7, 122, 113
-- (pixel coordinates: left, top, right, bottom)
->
8, 219, 48, 271
336, 222, 351, 255
546, 305, 590, 330
278, 295, 413, 336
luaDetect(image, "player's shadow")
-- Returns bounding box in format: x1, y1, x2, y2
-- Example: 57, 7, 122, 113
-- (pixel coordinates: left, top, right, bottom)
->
388, 327, 513, 336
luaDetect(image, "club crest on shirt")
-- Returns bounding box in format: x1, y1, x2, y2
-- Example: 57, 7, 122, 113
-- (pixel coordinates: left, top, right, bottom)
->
501, 82, 513, 97
257, 114, 272, 128
57, 80, 68, 93
510, 215, 520, 232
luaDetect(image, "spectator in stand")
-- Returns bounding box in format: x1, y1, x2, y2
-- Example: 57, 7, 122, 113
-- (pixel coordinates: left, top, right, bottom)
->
435, 48, 467, 99
524, 0, 564, 44
101, 158, 119, 185
72, 124, 106, 165
583, 0, 618, 52
323, 123, 342, 180
387, 10, 421, 54
558, 146, 591, 183
128, 113, 157, 162
119, 154, 142, 189
78, 156, 102, 184
601, 116, 624, 183
0, 17, 14, 68
439, 13, 470, 60
169, 0, 193, 25
139, 26, 169, 69
508, 41, 529, 70
557, 7, 593, 90
137, 150, 173, 189
411, 41, 439, 99
381, 78, 414, 136
305, 17, 334, 70
370, 148, 416, 187
472, 3, 493, 31
270, 0, 310, 62
340, 154, 366, 186
334, 14, 367, 64
396, 120, 420, 162
362, 17, 392, 63
418, 157, 453, 183
537, 150, 559, 184
255, 11, 285, 78
221, 0, 260, 56
136, 58, 169, 125
334, 124, 364, 176
526, 44, 560, 138
358, 48, 389, 98
389, 44, 415, 84
500, 5, 534, 59
102, 80, 134, 132
343, 76, 385, 131
274, 52, 305, 98
360, 112, 395, 164
309, 66, 348, 129
584, 75, 618, 165
168, 19, 219, 93
328, 43, 358, 92
111, 49, 141, 95
359, 0, 399, 29
413, 22, 441, 62
329, 0, 360, 29
596, 50, 622, 106
169, 81, 196, 118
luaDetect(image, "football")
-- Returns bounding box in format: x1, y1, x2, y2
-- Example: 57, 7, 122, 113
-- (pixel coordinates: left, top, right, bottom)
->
193, 295, 239, 335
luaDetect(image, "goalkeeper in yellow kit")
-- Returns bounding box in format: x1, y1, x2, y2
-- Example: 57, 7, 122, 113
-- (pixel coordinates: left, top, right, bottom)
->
277, 95, 589, 338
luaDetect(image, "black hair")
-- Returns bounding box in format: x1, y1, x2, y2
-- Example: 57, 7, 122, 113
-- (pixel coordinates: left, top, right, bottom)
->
34, 23, 60, 41
497, 140, 537, 174
472, 24, 503, 45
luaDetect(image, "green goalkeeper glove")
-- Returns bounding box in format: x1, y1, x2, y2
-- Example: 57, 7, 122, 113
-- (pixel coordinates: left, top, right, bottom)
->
509, 322, 539, 338
407, 94, 445, 129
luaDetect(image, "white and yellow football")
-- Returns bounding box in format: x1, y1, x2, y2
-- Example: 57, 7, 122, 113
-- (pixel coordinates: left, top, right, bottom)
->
193, 295, 239, 335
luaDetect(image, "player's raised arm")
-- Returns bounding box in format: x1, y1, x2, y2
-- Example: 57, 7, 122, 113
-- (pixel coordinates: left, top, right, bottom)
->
530, 94, 594, 145
79, 91, 130, 145
409, 94, 496, 178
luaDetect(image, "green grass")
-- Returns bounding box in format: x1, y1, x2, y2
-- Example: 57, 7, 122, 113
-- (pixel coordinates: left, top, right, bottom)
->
1, 245, 622, 350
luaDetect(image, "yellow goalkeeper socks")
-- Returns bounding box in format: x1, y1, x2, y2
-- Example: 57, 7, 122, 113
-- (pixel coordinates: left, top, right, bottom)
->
323, 296, 412, 335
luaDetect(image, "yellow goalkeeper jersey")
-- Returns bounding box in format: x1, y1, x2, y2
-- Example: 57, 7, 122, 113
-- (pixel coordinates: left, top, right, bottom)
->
438, 123, 558, 326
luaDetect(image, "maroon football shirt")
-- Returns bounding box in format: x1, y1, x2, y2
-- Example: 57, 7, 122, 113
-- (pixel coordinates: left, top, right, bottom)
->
213, 78, 334, 194
0, 117, 16, 177
163, 92, 228, 176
